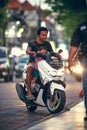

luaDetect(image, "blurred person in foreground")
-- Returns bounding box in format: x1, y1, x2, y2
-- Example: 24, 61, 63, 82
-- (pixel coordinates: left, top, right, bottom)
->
26, 27, 53, 101
68, 20, 87, 121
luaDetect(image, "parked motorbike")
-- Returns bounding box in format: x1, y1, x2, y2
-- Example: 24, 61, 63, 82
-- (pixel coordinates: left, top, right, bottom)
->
16, 50, 66, 114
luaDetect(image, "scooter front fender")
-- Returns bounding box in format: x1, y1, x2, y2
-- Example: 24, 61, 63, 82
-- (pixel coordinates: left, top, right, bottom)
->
50, 82, 65, 95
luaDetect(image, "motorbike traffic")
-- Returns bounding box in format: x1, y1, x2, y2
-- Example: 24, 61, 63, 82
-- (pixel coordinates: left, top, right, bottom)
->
16, 50, 66, 114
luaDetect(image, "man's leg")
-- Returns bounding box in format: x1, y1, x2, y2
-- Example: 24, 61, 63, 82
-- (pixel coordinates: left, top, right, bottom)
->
82, 68, 87, 119
26, 64, 35, 100
82, 57, 87, 120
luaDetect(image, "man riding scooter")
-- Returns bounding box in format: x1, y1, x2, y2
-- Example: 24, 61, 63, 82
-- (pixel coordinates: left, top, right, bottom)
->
26, 27, 53, 100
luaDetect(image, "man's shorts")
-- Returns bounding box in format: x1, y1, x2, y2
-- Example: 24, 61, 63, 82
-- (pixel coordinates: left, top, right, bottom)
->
33, 69, 39, 78
26, 62, 39, 78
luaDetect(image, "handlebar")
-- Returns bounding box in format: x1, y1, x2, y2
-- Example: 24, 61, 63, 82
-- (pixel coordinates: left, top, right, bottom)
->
36, 52, 60, 58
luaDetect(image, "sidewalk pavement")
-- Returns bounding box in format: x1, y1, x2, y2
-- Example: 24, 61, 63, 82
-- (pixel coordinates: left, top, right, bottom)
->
26, 101, 87, 130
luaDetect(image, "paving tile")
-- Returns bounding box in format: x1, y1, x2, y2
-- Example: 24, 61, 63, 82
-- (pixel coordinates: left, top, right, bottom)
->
26, 102, 87, 130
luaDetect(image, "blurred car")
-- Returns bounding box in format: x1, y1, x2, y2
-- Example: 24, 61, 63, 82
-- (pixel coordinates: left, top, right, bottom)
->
0, 47, 14, 82
15, 55, 29, 78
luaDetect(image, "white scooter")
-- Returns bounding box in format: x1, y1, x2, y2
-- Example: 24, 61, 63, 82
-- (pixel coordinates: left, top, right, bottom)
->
16, 50, 66, 114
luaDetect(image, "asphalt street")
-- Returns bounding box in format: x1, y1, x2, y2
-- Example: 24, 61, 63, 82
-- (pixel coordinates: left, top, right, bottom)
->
0, 72, 83, 130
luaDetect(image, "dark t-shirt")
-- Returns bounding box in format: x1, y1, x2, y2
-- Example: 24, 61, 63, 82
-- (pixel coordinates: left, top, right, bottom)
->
71, 21, 87, 54
28, 40, 53, 62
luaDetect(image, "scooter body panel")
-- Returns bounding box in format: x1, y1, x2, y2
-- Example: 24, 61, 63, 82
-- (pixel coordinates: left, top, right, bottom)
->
38, 60, 65, 85
50, 82, 65, 95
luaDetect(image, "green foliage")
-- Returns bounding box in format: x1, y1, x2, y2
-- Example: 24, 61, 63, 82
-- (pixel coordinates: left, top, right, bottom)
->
63, 10, 87, 37
0, 0, 9, 45
0, 0, 9, 25
43, 9, 52, 17
0, 0, 9, 27
45, 0, 87, 39
0, 8, 8, 27
0, 0, 9, 8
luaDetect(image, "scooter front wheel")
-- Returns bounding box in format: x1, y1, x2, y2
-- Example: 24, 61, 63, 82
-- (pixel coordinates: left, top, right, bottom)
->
46, 89, 66, 114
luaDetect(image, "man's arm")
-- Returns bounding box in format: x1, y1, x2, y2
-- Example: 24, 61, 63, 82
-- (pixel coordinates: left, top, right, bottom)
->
26, 47, 32, 54
26, 47, 36, 56
68, 46, 78, 68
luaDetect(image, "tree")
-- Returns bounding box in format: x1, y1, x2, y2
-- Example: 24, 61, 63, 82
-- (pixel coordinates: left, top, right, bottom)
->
45, 0, 87, 39
0, 0, 9, 46
0, 0, 9, 7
